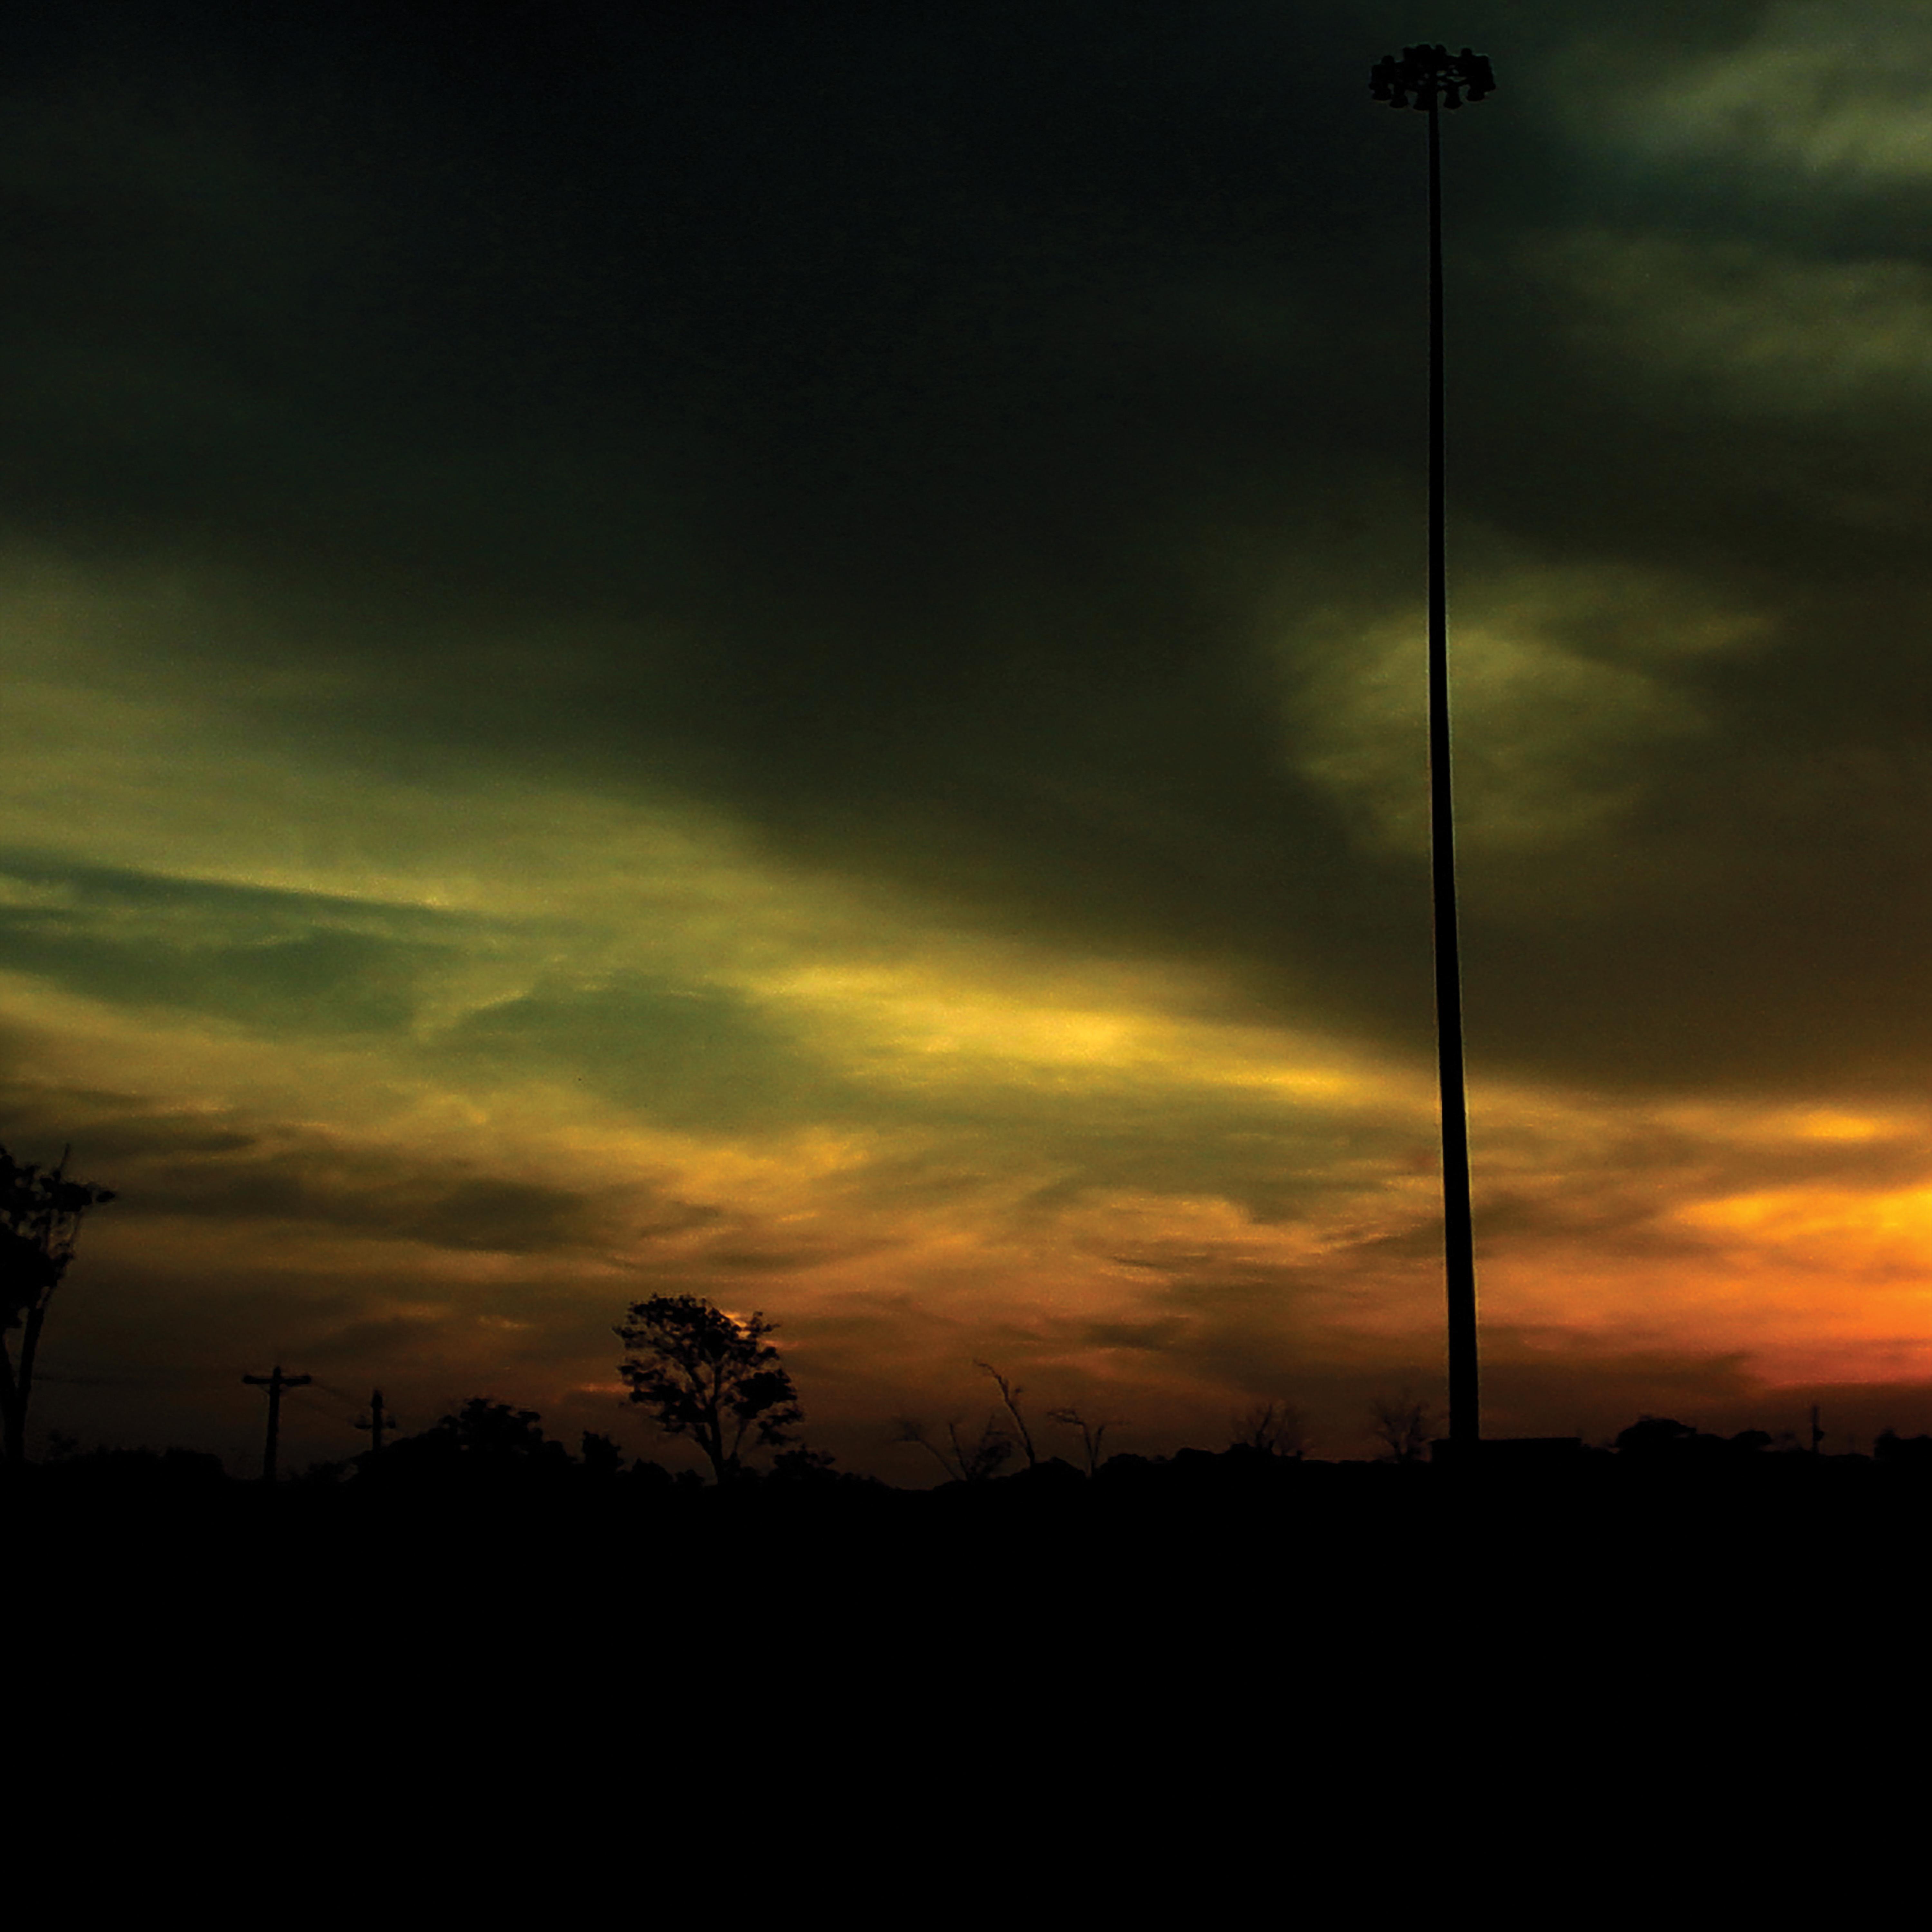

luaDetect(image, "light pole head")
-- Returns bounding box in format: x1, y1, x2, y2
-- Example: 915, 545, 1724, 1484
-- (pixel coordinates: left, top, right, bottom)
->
1370, 44, 1495, 111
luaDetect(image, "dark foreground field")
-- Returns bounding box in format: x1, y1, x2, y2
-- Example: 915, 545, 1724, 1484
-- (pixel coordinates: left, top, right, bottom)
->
15, 1441, 1928, 1636
14, 1444, 1930, 1814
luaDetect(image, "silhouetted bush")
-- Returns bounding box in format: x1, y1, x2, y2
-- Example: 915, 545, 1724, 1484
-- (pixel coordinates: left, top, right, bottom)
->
40, 1445, 229, 1492
364, 1397, 578, 1494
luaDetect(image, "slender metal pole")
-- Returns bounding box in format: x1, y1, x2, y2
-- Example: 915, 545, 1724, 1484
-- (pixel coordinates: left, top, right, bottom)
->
1425, 100, 1480, 1448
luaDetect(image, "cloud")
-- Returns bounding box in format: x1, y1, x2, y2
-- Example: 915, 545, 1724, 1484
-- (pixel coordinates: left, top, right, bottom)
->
128, 1148, 604, 1257
1582, 2, 1932, 188
1282, 560, 1766, 861
1546, 229, 1932, 428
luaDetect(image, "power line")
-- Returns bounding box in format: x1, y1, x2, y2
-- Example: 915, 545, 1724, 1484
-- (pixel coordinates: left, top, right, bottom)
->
285, 1379, 365, 1423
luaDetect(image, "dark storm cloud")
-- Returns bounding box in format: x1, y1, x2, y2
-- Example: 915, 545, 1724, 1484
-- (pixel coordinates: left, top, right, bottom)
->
2, 2, 1923, 1093
131, 1153, 599, 1254
0, 1040, 687, 1262
0, 1074, 253, 1164
0, 850, 486, 1032
62, 1109, 725, 1260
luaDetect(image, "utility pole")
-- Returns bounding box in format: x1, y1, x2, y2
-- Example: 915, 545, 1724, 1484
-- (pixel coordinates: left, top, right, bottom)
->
355, 1387, 397, 1457
1369, 43, 1496, 1456
1810, 1404, 1824, 1456
242, 1364, 312, 1482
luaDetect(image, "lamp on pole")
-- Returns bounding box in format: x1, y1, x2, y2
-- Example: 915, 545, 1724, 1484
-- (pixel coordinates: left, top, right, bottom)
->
1369, 44, 1496, 1454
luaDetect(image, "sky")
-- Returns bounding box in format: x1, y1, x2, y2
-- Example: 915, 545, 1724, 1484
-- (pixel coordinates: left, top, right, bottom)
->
3, 0, 1930, 1476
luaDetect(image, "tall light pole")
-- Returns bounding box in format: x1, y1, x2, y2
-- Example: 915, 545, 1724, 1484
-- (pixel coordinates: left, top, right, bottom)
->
1370, 45, 1496, 1454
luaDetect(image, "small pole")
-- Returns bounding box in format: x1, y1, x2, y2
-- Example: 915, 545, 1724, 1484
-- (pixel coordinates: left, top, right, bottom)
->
355, 1387, 397, 1457
242, 1365, 312, 1482
1810, 1404, 1823, 1456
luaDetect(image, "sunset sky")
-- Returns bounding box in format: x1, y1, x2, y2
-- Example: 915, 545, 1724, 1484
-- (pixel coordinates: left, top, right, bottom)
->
5, 0, 1930, 1476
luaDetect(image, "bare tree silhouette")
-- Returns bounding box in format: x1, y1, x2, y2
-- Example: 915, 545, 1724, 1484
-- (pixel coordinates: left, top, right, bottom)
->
892, 1414, 1013, 1483
975, 1360, 1037, 1470
1048, 1406, 1125, 1476
1368, 1390, 1437, 1465
1230, 1400, 1310, 1459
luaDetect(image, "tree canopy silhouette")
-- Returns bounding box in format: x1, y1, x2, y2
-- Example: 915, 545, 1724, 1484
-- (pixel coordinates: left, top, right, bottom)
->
614, 1294, 801, 1483
402, 1397, 569, 1465
0, 1145, 114, 1468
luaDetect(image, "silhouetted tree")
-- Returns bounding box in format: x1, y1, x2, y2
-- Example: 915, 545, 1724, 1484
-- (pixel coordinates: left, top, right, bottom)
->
1612, 1416, 1771, 1462
615, 1294, 802, 1483
892, 1413, 1012, 1483
976, 1361, 1037, 1469
764, 1445, 876, 1490
1368, 1391, 1435, 1464
42, 1444, 227, 1492
0, 1145, 114, 1468
432, 1397, 567, 1462
1876, 1429, 1932, 1469
1230, 1400, 1310, 1459
1614, 1416, 1701, 1457
378, 1396, 575, 1488
293, 1458, 351, 1486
